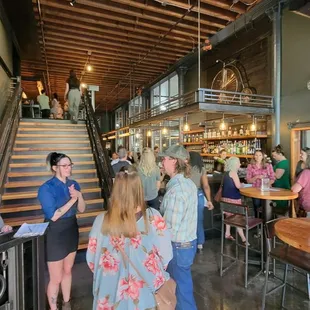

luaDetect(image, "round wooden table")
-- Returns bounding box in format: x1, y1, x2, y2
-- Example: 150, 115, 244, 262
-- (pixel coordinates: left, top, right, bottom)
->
275, 218, 310, 253
240, 187, 298, 223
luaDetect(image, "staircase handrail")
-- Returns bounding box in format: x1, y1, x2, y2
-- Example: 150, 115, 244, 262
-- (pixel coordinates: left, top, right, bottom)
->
84, 93, 113, 204
0, 78, 22, 199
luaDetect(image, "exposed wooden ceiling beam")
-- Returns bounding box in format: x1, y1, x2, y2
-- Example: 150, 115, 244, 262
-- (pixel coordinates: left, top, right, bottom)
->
39, 39, 179, 66
201, 0, 246, 14
42, 23, 191, 55
33, 1, 212, 40
39, 16, 194, 50
113, 0, 236, 22
38, 30, 187, 59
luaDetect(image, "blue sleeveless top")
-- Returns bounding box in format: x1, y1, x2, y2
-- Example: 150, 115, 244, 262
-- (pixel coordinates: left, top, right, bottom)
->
222, 173, 241, 200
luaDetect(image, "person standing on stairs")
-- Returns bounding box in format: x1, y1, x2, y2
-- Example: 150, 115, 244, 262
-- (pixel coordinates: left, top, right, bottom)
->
64, 70, 82, 124
37, 89, 50, 119
38, 152, 86, 310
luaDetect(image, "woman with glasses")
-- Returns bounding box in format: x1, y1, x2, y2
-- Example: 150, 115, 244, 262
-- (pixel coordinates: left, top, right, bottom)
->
38, 152, 86, 310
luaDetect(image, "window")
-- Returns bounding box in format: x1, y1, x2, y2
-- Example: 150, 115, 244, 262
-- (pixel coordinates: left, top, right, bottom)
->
151, 72, 179, 108
115, 107, 123, 129
129, 96, 142, 118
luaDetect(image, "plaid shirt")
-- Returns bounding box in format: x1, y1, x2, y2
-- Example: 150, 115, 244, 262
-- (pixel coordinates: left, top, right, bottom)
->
161, 174, 198, 242
246, 163, 275, 188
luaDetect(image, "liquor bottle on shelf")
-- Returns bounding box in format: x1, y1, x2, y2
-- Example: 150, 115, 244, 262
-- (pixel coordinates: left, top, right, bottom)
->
233, 128, 238, 136
199, 133, 203, 141
212, 128, 217, 138
188, 135, 191, 143
203, 130, 208, 139
192, 134, 195, 142
208, 129, 212, 139
183, 135, 187, 143
239, 125, 244, 136
245, 126, 250, 136
216, 130, 221, 138
228, 127, 232, 137
195, 134, 199, 142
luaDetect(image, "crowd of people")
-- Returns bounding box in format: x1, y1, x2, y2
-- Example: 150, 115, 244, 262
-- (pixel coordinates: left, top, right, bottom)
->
27, 135, 310, 310
24, 69, 81, 123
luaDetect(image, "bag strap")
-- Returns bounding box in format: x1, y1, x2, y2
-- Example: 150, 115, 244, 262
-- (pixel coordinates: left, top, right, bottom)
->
118, 245, 148, 284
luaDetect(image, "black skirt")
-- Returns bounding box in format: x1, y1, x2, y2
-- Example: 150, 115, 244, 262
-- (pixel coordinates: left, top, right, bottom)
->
45, 216, 79, 262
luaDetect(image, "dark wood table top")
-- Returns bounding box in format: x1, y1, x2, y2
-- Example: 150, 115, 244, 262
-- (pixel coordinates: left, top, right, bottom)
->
240, 187, 298, 200
275, 218, 310, 253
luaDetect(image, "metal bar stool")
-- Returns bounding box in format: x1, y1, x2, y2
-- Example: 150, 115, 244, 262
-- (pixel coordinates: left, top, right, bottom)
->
262, 219, 310, 310
220, 201, 264, 288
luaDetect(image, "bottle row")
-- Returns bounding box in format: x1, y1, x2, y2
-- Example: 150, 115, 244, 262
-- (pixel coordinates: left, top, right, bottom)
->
183, 124, 267, 142
202, 139, 262, 155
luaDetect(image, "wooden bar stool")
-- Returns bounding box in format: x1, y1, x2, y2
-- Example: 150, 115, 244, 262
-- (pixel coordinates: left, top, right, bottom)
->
220, 202, 264, 288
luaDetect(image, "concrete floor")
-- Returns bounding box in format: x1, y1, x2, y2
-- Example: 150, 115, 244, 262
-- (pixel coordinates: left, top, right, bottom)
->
67, 231, 310, 310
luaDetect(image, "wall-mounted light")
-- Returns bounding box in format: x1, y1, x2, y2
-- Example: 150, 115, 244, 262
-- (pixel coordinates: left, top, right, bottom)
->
87, 65, 92, 72
70, 0, 76, 6
183, 113, 190, 132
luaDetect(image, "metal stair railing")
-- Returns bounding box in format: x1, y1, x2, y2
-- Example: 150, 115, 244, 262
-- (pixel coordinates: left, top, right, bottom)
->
84, 93, 113, 205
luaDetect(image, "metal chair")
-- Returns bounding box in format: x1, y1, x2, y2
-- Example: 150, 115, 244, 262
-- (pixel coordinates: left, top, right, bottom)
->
262, 219, 310, 310
220, 201, 264, 288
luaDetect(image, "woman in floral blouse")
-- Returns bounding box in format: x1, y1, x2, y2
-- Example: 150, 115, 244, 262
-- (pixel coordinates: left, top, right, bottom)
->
246, 150, 275, 217
86, 171, 173, 310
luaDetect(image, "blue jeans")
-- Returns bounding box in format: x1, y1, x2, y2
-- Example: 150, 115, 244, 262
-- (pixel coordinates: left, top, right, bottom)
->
146, 196, 160, 211
252, 198, 262, 218
167, 240, 197, 310
197, 189, 205, 246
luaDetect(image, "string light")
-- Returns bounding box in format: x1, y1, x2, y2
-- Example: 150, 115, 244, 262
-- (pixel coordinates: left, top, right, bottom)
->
147, 130, 152, 137
87, 65, 92, 72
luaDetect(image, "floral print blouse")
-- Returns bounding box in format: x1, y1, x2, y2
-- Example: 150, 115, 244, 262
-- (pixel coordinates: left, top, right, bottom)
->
86, 208, 173, 310
246, 163, 275, 188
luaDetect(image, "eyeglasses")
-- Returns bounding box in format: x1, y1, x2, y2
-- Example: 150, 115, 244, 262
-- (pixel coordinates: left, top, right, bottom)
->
57, 163, 74, 168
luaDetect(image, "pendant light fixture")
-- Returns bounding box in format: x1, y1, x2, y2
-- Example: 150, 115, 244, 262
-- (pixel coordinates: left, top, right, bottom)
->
250, 115, 257, 132
219, 114, 226, 131
162, 120, 168, 135
183, 113, 190, 132
147, 129, 152, 137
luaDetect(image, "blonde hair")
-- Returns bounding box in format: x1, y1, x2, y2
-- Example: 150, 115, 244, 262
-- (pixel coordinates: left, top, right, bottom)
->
138, 147, 158, 176
102, 171, 147, 237
225, 157, 240, 172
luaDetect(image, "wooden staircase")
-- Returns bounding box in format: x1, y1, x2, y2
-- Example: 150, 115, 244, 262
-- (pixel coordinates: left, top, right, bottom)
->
0, 119, 105, 250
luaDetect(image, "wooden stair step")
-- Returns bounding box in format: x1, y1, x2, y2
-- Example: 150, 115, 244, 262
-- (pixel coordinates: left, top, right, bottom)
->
9, 161, 95, 168
78, 225, 92, 233
2, 187, 101, 200
19, 128, 87, 132
5, 209, 103, 227
15, 140, 90, 145
5, 178, 99, 188
0, 198, 104, 213
13, 147, 92, 152
19, 122, 86, 127
12, 154, 93, 160
16, 134, 88, 138
7, 169, 96, 177
78, 240, 88, 250
76, 209, 103, 219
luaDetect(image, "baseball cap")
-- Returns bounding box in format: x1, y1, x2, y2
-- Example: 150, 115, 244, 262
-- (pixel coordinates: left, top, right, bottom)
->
159, 145, 189, 161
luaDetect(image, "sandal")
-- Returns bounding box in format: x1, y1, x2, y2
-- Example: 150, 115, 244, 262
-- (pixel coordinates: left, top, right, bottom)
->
225, 235, 235, 241
242, 240, 250, 246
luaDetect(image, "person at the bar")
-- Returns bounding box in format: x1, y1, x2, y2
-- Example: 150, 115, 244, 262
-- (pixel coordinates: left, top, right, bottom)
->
189, 151, 214, 253
246, 150, 275, 217
295, 147, 310, 178
38, 152, 86, 310
271, 145, 290, 210
292, 151, 310, 218
221, 157, 248, 245
214, 149, 227, 173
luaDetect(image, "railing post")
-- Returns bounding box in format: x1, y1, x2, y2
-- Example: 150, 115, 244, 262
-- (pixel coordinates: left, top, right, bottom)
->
195, 89, 204, 103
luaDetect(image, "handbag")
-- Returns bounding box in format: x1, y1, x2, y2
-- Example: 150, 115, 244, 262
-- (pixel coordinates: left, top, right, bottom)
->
119, 246, 176, 310
214, 173, 225, 203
